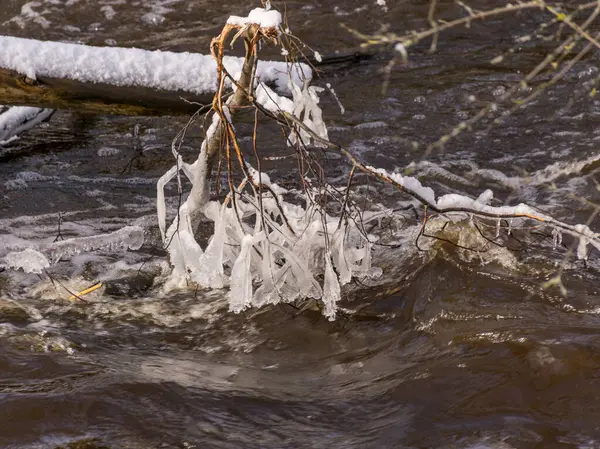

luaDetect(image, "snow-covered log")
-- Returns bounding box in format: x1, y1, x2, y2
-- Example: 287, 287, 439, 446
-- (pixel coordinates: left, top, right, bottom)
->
0, 35, 311, 116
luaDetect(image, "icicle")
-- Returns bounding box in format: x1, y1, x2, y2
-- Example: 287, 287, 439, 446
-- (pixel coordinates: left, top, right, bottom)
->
252, 241, 278, 308
557, 229, 563, 246
164, 202, 204, 281
476, 189, 493, 204
322, 252, 341, 321
288, 81, 328, 148
574, 224, 595, 260
157, 164, 179, 242
331, 227, 352, 285
192, 201, 229, 288
229, 235, 254, 313
552, 228, 562, 249
495, 219, 501, 238
276, 242, 322, 299
577, 235, 589, 260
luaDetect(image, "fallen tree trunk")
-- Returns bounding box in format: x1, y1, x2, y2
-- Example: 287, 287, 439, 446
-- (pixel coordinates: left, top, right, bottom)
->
0, 35, 310, 116
0, 68, 211, 116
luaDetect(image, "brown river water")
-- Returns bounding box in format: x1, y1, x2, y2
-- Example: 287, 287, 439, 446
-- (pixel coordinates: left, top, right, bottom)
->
2, 1, 600, 448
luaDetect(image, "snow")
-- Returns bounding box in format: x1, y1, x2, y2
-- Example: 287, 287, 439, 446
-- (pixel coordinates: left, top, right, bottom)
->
255, 82, 294, 114
0, 35, 311, 97
227, 7, 282, 29
435, 194, 552, 220
248, 7, 282, 28
367, 166, 436, 205
0, 106, 54, 143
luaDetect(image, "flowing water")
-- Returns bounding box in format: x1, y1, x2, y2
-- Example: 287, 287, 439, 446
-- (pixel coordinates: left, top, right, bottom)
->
2, 1, 600, 448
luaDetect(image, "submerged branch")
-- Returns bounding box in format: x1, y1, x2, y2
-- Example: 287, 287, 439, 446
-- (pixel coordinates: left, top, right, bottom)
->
253, 103, 600, 254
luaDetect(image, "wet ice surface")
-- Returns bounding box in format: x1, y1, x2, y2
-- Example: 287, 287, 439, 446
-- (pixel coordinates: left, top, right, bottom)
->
3, 1, 600, 448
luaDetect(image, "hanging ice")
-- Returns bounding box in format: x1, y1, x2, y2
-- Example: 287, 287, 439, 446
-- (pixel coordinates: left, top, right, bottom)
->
322, 252, 342, 321
159, 159, 379, 318
229, 235, 255, 313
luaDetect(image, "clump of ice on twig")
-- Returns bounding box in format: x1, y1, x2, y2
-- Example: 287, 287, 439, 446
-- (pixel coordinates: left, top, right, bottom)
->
367, 166, 436, 205
2, 248, 50, 274
253, 80, 329, 148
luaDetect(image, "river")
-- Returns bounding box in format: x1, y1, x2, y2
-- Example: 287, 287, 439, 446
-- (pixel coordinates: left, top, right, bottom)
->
2, 1, 600, 448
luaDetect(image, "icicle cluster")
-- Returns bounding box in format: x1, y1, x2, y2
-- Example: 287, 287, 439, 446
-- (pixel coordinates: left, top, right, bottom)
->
158, 163, 381, 320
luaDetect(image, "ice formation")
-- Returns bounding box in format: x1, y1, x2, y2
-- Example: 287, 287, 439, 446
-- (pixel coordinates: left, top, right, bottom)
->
45, 226, 145, 263
4, 5, 593, 318
0, 227, 144, 274
3, 248, 50, 274
366, 165, 554, 221
156, 6, 381, 319
157, 4, 600, 319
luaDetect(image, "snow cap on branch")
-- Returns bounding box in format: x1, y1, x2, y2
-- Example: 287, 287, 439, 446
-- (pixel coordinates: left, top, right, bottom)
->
226, 7, 283, 30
